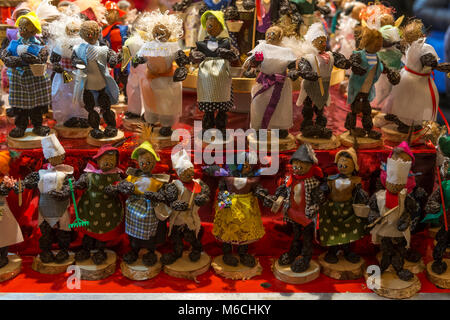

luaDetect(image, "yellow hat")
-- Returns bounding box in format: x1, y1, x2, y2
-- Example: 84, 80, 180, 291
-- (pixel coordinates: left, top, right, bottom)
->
16, 11, 42, 34
201, 10, 226, 31
335, 147, 359, 172
131, 141, 160, 162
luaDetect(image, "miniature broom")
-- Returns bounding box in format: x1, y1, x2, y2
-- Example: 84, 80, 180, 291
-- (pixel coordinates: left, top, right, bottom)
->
68, 178, 89, 229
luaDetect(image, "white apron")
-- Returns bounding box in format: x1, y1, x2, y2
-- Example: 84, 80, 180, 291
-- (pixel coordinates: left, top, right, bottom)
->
0, 195, 24, 248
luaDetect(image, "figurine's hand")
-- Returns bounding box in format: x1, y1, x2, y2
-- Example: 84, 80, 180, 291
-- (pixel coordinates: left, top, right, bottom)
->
351, 64, 366, 76
131, 56, 146, 68
20, 52, 41, 64
274, 185, 289, 199
38, 47, 49, 63
397, 218, 409, 232
242, 0, 255, 10
435, 62, 450, 73
53, 63, 64, 73
144, 191, 165, 202
303, 71, 319, 81
173, 66, 188, 82
172, 200, 189, 211
175, 50, 190, 67
367, 211, 379, 225
190, 50, 206, 64
194, 194, 209, 207
263, 194, 277, 209
104, 184, 118, 197
117, 180, 135, 195
288, 69, 301, 81
387, 68, 400, 85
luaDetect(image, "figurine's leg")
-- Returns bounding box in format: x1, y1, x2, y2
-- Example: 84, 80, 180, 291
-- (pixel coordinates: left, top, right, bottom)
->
39, 221, 55, 263
75, 234, 95, 262
161, 226, 184, 265
83, 90, 103, 139
91, 239, 107, 265
0, 247, 8, 268
300, 97, 315, 134
324, 245, 339, 264
279, 221, 303, 265
142, 237, 158, 267
185, 227, 203, 262
315, 106, 332, 139
202, 111, 215, 132
361, 97, 381, 139
291, 223, 314, 273
238, 244, 256, 268
123, 236, 140, 264
342, 242, 361, 263
222, 242, 238, 266
9, 108, 28, 138
98, 89, 117, 138
432, 226, 449, 274
392, 238, 413, 281
30, 106, 50, 136
215, 110, 228, 135
344, 106, 359, 136
54, 229, 71, 263
380, 237, 393, 273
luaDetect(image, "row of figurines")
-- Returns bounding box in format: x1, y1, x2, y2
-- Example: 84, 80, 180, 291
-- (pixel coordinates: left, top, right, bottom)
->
1, 134, 450, 287
2, 8, 449, 142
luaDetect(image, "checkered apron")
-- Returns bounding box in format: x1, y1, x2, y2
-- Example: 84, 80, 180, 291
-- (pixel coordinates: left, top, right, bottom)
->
125, 194, 159, 240
7, 66, 51, 109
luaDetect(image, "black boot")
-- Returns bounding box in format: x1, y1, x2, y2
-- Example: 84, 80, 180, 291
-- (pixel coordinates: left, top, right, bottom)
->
238, 244, 256, 268
39, 221, 55, 263
161, 227, 184, 265
342, 243, 361, 263
0, 247, 9, 268
75, 235, 95, 262
30, 106, 50, 136
185, 229, 203, 262
142, 251, 158, 267
9, 108, 28, 138
92, 248, 107, 265
55, 230, 72, 263
222, 243, 238, 266
324, 246, 339, 264
123, 236, 140, 264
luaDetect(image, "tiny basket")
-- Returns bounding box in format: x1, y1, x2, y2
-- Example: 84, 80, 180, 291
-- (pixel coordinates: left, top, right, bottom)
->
353, 204, 370, 218
226, 20, 244, 33
30, 64, 47, 77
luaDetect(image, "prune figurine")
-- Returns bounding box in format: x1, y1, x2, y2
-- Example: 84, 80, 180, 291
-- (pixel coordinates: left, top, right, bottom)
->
48, 15, 89, 133
424, 136, 450, 279
344, 25, 400, 141
368, 142, 418, 281
72, 20, 120, 140
24, 134, 75, 266
1, 11, 51, 138
0, 151, 24, 273
383, 19, 450, 134
133, 10, 184, 137
116, 141, 171, 267
187, 10, 238, 136
161, 149, 210, 266
209, 152, 269, 278
295, 23, 351, 140
74, 145, 124, 266
318, 147, 369, 277
287, 0, 331, 36
245, 26, 297, 141
271, 144, 322, 278
102, 1, 129, 101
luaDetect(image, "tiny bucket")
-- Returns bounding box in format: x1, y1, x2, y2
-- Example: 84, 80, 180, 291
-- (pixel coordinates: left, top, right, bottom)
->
30, 64, 47, 77
353, 204, 370, 218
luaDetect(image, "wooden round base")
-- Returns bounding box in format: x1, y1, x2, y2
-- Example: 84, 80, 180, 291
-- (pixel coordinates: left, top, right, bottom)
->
365, 271, 421, 299
120, 251, 162, 281
150, 127, 180, 150
86, 130, 125, 147
428, 226, 440, 238
122, 117, 145, 133
339, 131, 383, 149
296, 134, 340, 150
426, 259, 450, 289
376, 252, 425, 274
211, 255, 262, 280
381, 124, 425, 145
7, 128, 57, 149
31, 252, 75, 275
0, 254, 22, 282
76, 250, 117, 280
272, 259, 320, 284
318, 252, 365, 280
247, 133, 297, 152
55, 125, 90, 139
163, 251, 211, 282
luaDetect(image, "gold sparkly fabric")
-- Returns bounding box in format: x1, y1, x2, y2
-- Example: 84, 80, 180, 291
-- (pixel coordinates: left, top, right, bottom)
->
197, 57, 232, 103
212, 193, 265, 245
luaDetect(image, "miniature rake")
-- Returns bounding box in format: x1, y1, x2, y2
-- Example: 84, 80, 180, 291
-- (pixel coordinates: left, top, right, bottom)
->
68, 178, 90, 229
